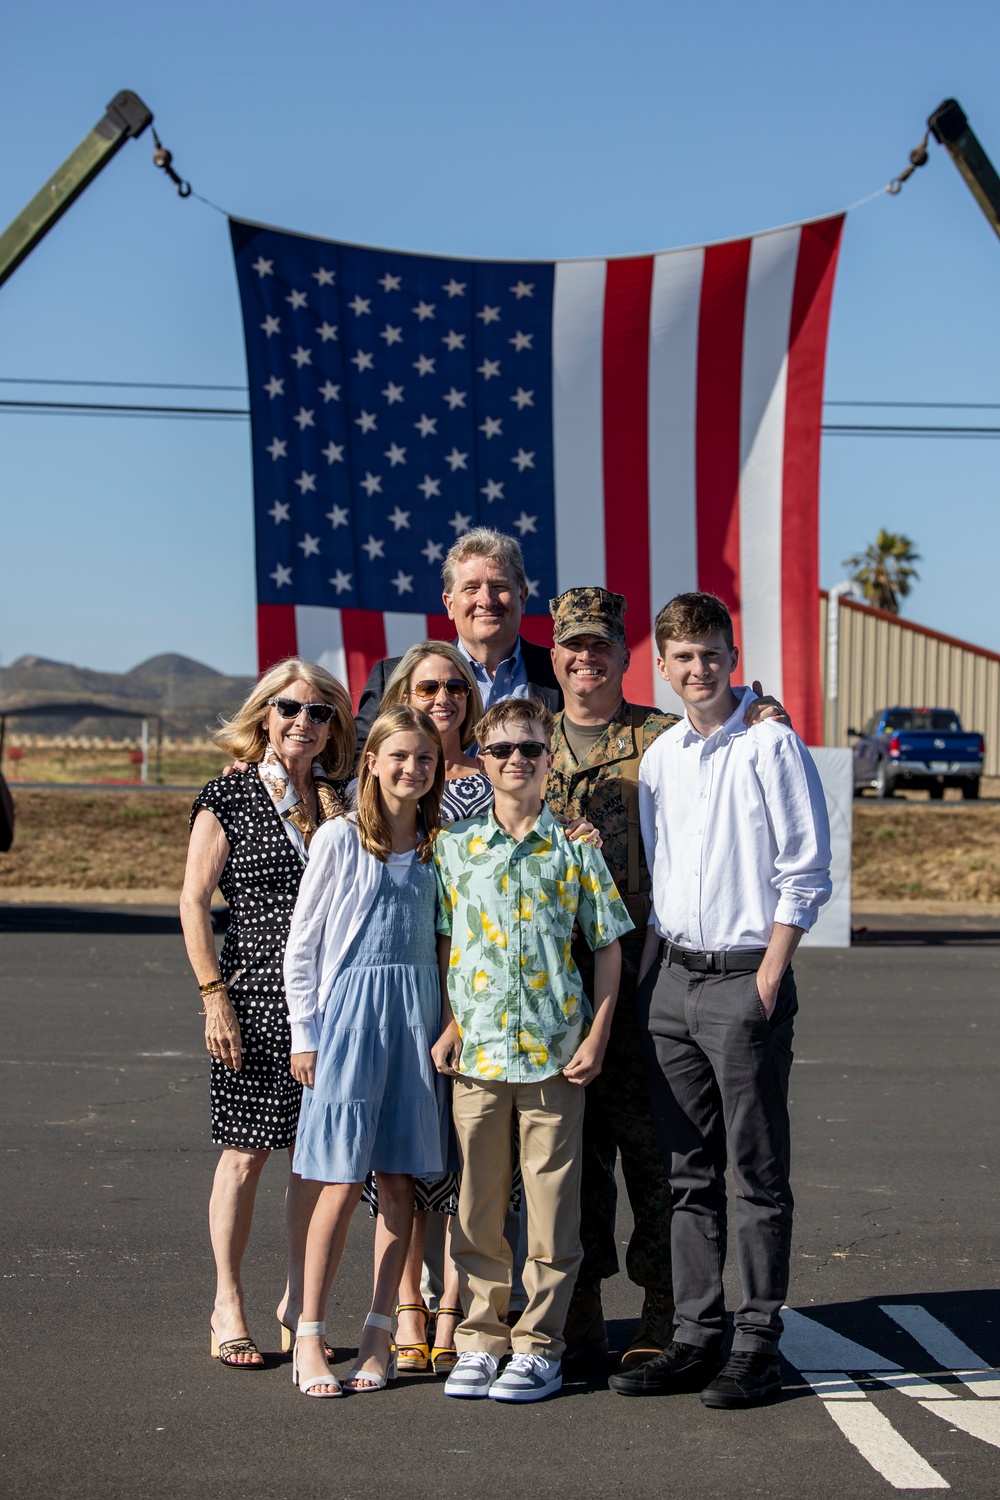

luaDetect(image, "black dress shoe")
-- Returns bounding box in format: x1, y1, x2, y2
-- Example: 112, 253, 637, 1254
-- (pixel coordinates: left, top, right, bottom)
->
699, 1350, 782, 1408
608, 1340, 723, 1397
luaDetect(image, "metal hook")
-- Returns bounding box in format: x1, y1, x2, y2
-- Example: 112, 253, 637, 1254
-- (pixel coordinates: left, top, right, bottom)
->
151, 129, 192, 199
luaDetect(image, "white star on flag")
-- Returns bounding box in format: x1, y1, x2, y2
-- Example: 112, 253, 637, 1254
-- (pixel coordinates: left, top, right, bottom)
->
477, 359, 501, 380
298, 533, 321, 556
330, 569, 353, 593
267, 438, 288, 460
319, 382, 341, 403
326, 504, 350, 527
351, 350, 375, 372
418, 475, 441, 499
413, 354, 436, 377
264, 376, 284, 398
422, 539, 444, 563
312, 266, 336, 285
293, 407, 315, 431
442, 279, 466, 297
261, 315, 281, 337
287, 289, 308, 309
443, 387, 467, 410
349, 295, 372, 315
509, 331, 533, 351
510, 281, 534, 298
392, 570, 414, 595
382, 382, 405, 405
448, 511, 472, 535
269, 500, 290, 523
361, 535, 385, 560
380, 324, 403, 346
355, 410, 378, 433
445, 448, 469, 472
252, 257, 274, 278
295, 471, 317, 493
442, 331, 465, 351
318, 322, 338, 342
477, 305, 501, 325
513, 511, 537, 535
479, 416, 502, 439
323, 441, 345, 464
360, 471, 383, 496
480, 479, 504, 503
526, 578, 540, 597
271, 563, 292, 588
414, 414, 437, 437
291, 346, 312, 368
511, 388, 534, 409
379, 272, 402, 292
388, 506, 411, 530
385, 443, 407, 467
412, 301, 436, 321
511, 448, 535, 471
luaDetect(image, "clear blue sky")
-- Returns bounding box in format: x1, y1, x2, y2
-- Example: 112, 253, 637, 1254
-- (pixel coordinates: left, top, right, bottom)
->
2, 0, 998, 675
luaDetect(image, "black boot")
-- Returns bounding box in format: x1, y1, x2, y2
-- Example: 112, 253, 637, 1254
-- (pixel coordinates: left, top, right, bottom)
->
620, 1287, 676, 1371
608, 1340, 723, 1397
562, 1281, 609, 1366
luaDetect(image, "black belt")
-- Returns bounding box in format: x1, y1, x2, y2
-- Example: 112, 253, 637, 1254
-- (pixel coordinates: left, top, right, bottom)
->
660, 942, 766, 975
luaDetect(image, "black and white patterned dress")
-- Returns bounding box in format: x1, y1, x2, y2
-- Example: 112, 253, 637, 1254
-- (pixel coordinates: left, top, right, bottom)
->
191, 770, 322, 1150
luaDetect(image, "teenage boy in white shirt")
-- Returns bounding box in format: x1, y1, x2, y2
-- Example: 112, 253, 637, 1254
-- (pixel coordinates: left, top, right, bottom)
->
609, 592, 831, 1409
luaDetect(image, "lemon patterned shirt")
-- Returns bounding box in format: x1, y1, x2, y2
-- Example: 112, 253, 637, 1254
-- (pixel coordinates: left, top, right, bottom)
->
434, 802, 634, 1082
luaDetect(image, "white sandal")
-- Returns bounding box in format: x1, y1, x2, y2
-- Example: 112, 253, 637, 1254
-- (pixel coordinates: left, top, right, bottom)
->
292, 1320, 342, 1398
344, 1312, 398, 1391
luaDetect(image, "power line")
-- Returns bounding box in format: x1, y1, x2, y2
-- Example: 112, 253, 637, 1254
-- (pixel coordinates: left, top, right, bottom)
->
825, 400, 1000, 410
0, 376, 246, 392
823, 423, 1000, 437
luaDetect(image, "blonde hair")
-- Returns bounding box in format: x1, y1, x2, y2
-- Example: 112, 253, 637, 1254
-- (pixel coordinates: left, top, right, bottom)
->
355, 705, 444, 863
213, 657, 355, 777
382, 641, 483, 751
475, 695, 554, 747
442, 527, 527, 595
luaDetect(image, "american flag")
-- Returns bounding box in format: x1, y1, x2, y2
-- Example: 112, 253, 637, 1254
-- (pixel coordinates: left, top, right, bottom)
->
231, 213, 843, 742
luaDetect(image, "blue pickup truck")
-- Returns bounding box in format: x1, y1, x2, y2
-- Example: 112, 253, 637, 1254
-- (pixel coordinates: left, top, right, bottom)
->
848, 708, 985, 800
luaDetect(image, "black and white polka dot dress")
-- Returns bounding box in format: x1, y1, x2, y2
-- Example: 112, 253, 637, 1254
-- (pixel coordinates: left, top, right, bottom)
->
191, 770, 313, 1150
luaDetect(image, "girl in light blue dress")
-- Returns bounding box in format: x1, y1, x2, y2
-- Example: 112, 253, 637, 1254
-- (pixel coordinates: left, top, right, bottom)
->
283, 705, 448, 1398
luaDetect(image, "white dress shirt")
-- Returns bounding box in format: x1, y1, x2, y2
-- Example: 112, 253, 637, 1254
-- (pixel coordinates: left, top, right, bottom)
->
638, 687, 832, 950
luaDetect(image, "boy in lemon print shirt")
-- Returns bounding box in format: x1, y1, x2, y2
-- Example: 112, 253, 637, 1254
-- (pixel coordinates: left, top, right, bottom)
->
432, 697, 632, 1403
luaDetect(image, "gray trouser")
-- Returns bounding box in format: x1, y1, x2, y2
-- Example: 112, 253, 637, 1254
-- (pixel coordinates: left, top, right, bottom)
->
636, 950, 797, 1353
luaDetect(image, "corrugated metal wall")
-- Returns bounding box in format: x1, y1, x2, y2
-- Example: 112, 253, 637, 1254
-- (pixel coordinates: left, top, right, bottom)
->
820, 594, 1000, 777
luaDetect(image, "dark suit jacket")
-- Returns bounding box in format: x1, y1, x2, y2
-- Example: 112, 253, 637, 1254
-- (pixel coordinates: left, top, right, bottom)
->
354, 635, 561, 755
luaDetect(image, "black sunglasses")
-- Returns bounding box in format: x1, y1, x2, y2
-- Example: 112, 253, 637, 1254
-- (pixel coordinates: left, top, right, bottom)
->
411, 678, 471, 701
479, 740, 549, 760
268, 696, 337, 725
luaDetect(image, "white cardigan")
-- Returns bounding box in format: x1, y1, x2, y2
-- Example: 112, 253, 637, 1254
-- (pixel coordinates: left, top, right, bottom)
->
283, 816, 384, 1052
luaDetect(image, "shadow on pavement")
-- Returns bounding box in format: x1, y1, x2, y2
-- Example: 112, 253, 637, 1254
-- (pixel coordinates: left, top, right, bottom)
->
853, 927, 1000, 946
0, 904, 183, 936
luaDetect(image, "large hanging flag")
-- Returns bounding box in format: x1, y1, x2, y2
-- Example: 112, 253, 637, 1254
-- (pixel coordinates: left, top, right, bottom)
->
232, 213, 843, 741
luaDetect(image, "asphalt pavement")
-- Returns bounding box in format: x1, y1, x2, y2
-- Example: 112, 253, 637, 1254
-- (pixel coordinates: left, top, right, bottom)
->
1, 905, 999, 1500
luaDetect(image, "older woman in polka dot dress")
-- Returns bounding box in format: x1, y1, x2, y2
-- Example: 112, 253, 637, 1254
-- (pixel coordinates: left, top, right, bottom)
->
180, 658, 355, 1368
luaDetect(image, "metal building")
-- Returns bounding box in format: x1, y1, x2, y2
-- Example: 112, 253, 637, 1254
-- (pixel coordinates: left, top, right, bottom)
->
820, 592, 1000, 777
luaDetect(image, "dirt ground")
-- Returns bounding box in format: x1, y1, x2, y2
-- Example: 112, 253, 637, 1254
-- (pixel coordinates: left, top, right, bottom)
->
2, 783, 999, 903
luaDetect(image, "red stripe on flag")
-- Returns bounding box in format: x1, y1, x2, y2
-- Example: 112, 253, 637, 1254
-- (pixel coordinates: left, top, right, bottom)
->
425, 614, 455, 643
257, 604, 298, 673
340, 610, 388, 712
695, 239, 751, 664
781, 216, 844, 744
603, 256, 655, 703
518, 615, 554, 650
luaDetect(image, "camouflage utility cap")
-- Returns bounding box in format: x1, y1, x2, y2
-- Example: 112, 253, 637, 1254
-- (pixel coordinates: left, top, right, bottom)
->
550, 586, 627, 645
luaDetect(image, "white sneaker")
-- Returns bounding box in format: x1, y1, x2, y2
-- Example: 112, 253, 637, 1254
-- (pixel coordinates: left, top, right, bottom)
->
489, 1353, 562, 1403
443, 1350, 499, 1398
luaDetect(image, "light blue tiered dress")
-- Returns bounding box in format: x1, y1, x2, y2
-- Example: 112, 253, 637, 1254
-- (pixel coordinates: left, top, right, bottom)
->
293, 855, 449, 1184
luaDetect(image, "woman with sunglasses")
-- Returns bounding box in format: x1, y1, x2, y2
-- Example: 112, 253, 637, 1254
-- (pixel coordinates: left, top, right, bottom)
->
180, 658, 354, 1368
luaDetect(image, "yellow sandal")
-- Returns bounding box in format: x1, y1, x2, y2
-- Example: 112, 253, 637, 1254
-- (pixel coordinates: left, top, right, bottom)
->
395, 1302, 431, 1373
431, 1307, 463, 1375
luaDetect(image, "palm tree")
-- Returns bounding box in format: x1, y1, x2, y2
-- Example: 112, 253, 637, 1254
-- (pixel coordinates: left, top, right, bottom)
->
843, 530, 921, 614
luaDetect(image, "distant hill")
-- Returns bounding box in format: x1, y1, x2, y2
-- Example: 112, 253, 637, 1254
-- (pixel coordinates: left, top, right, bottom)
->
0, 653, 257, 739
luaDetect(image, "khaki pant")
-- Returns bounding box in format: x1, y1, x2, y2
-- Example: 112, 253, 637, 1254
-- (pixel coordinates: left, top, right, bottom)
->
451, 1073, 585, 1360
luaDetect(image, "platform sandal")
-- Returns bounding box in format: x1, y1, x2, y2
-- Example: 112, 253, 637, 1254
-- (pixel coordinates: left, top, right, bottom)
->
395, 1301, 431, 1374
430, 1307, 463, 1375
344, 1312, 398, 1392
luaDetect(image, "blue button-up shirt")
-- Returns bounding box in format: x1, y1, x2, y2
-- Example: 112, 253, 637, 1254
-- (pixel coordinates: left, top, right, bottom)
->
458, 637, 532, 710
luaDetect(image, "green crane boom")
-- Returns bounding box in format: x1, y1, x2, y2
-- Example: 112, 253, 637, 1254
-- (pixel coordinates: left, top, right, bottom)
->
0, 90, 152, 289
928, 98, 1000, 244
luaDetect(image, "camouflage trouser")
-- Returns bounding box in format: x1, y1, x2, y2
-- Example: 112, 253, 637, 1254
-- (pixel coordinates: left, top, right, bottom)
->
574, 938, 673, 1295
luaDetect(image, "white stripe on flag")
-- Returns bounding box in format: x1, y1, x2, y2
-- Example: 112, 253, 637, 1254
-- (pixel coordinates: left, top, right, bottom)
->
648, 245, 704, 714
552, 258, 607, 593
383, 612, 429, 659
738, 227, 800, 699
294, 605, 347, 686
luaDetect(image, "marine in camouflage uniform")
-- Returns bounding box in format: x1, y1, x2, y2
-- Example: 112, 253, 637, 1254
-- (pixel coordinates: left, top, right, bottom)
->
544, 586, 679, 1367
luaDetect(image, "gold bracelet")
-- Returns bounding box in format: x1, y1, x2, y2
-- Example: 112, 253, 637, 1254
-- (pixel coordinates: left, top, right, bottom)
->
199, 978, 228, 997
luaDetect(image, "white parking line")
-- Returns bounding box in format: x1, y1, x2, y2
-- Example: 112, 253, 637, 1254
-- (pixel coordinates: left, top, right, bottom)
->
880, 1306, 1000, 1398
